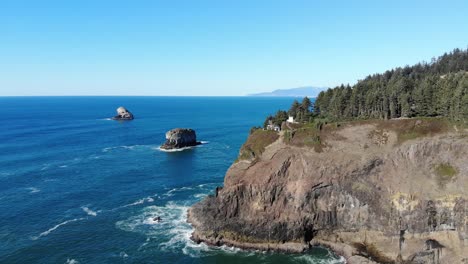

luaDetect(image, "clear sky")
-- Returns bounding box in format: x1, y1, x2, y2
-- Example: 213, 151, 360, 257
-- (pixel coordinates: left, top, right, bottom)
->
0, 0, 467, 96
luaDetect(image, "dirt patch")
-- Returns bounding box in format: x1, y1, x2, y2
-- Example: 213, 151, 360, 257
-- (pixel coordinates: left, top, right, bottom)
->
352, 242, 395, 264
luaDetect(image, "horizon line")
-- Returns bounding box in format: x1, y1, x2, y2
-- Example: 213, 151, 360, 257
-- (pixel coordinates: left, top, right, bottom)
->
0, 95, 318, 98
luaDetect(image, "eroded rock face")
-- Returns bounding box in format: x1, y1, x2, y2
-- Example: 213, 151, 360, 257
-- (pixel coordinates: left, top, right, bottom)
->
161, 128, 201, 150
188, 121, 468, 263
112, 106, 134, 120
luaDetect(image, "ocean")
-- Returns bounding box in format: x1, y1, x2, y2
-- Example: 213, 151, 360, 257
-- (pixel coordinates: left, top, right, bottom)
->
0, 96, 344, 264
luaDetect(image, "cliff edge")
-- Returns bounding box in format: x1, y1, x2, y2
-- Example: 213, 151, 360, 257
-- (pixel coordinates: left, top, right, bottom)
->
188, 119, 468, 264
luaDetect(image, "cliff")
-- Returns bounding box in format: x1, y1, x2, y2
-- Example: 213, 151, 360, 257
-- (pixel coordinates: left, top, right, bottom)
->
188, 118, 468, 264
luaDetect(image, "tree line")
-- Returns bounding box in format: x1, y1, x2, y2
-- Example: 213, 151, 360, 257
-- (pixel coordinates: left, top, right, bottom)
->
314, 48, 468, 121
264, 97, 313, 127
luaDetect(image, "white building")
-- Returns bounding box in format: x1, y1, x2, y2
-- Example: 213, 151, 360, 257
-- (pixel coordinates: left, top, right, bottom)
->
266, 120, 281, 132
287, 116, 297, 123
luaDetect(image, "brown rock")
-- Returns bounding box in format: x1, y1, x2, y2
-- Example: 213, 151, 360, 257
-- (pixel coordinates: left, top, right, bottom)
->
188, 119, 468, 263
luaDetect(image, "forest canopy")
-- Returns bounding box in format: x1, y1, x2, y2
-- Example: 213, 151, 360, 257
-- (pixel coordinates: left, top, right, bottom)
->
263, 48, 468, 129
314, 48, 468, 121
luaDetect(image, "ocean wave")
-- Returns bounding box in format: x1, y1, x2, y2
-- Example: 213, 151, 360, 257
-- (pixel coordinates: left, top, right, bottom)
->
81, 206, 98, 216
65, 259, 79, 264
156, 141, 209, 153
27, 187, 41, 194
163, 183, 216, 197
32, 218, 85, 240
293, 254, 346, 264
102, 145, 150, 153
0, 172, 12, 177
43, 178, 58, 182
115, 202, 198, 253
121, 197, 155, 208
156, 146, 196, 152
115, 200, 230, 258
193, 193, 208, 199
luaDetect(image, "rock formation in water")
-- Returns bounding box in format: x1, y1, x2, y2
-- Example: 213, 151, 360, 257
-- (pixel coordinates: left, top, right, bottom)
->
188, 119, 468, 264
160, 128, 201, 150
112, 106, 134, 120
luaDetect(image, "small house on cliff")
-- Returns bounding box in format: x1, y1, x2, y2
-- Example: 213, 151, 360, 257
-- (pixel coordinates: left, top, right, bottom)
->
266, 120, 281, 132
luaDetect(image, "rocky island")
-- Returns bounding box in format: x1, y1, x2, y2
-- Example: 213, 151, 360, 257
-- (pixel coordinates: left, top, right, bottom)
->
160, 128, 201, 150
188, 49, 468, 264
111, 106, 134, 120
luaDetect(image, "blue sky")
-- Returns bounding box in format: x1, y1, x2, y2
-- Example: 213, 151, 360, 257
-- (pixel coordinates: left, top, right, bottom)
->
0, 0, 467, 96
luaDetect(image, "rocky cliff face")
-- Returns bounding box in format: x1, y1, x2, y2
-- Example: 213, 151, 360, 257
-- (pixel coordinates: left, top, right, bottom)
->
188, 119, 468, 264
161, 128, 201, 150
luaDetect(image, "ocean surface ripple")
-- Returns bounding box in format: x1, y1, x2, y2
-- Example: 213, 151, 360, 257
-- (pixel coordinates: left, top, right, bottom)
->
0, 96, 343, 263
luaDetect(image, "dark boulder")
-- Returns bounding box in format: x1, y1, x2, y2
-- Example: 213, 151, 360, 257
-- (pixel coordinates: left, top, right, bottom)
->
160, 128, 201, 150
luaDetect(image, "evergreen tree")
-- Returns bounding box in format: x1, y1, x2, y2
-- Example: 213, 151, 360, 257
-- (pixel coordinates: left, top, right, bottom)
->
313, 48, 468, 121
288, 100, 300, 117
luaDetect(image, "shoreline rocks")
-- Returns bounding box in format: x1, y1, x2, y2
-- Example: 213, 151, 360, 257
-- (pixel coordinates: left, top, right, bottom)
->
160, 128, 201, 150
111, 106, 134, 120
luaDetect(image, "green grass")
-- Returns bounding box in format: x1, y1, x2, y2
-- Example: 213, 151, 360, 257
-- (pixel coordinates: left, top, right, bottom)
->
434, 163, 458, 187
373, 117, 452, 144
238, 130, 279, 161
286, 126, 323, 152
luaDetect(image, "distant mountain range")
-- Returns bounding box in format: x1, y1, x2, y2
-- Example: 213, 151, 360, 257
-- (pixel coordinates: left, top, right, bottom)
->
248, 86, 328, 97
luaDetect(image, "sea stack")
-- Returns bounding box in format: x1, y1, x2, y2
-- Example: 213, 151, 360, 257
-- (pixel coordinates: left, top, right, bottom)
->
112, 106, 134, 120
160, 128, 201, 150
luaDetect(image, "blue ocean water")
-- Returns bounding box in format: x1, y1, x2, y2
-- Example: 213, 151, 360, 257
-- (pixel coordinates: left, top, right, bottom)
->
0, 97, 344, 264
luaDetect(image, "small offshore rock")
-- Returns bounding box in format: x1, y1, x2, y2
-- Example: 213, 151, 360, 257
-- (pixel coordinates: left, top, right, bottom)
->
111, 106, 134, 120
161, 128, 201, 150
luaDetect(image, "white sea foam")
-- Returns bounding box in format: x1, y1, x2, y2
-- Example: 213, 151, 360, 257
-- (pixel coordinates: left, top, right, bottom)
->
41, 164, 50, 171
163, 183, 215, 197
116, 197, 233, 258
122, 197, 155, 208
81, 206, 97, 216
193, 193, 208, 199
32, 218, 85, 240
116, 202, 199, 252
59, 165, 68, 168
293, 252, 346, 264
157, 146, 195, 152
157, 141, 209, 153
102, 145, 146, 152
44, 178, 58, 182
65, 259, 79, 264
27, 187, 40, 194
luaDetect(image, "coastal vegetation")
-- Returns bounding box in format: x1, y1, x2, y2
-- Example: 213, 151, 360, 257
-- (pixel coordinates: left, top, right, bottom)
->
434, 162, 458, 188
259, 48, 467, 152
314, 48, 468, 121
238, 129, 279, 160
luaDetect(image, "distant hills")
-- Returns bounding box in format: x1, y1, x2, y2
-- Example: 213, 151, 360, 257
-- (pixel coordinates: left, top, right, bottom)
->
248, 86, 327, 97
